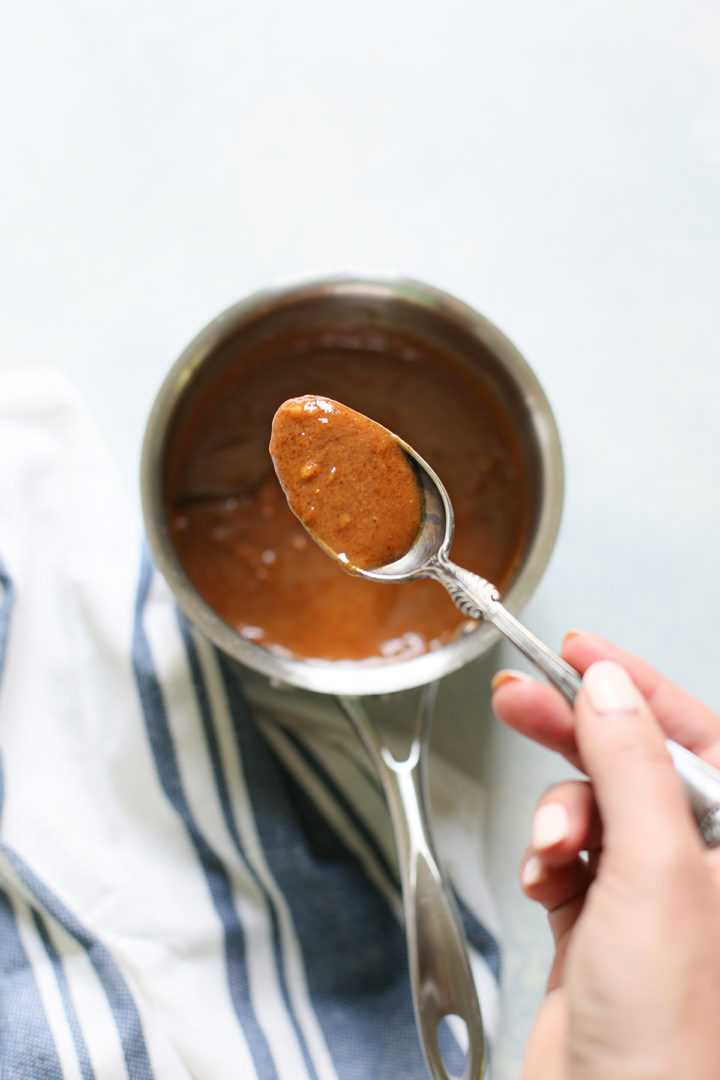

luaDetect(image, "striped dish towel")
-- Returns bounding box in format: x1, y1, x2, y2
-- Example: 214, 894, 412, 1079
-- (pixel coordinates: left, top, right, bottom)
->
0, 369, 501, 1079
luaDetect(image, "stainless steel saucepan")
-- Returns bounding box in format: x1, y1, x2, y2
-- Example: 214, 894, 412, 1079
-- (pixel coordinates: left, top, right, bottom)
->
140, 275, 564, 1080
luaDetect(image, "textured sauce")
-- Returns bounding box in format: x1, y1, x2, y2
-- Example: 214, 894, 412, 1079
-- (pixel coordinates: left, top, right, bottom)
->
164, 327, 530, 663
270, 396, 422, 571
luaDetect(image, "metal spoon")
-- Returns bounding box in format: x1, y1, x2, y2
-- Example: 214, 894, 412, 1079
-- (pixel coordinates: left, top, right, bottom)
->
344, 437, 720, 849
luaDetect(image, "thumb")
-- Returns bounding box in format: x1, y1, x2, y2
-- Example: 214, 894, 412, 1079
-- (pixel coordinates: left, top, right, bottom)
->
576, 661, 698, 860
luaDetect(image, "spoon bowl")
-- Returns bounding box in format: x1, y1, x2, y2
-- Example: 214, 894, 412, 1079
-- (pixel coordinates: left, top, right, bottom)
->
355, 442, 454, 582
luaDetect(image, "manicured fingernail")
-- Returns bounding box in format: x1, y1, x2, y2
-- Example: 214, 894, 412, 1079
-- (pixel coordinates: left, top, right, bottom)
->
582, 661, 642, 716
532, 802, 570, 851
521, 855, 548, 888
491, 669, 533, 691
562, 629, 585, 645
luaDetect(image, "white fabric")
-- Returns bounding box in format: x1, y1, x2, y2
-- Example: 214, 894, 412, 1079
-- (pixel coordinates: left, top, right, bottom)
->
0, 368, 500, 1079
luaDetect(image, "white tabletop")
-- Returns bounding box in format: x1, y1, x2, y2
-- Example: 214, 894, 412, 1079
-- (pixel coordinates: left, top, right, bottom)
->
3, 3, 720, 1076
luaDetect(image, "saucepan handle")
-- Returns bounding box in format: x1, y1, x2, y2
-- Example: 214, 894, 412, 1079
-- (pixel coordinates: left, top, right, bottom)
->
337, 693, 485, 1080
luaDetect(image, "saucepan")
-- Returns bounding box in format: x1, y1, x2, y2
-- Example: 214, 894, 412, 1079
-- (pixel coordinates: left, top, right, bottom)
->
140, 275, 564, 1080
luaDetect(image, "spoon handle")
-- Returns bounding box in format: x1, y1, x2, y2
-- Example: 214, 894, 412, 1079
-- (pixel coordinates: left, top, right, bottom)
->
432, 555, 720, 847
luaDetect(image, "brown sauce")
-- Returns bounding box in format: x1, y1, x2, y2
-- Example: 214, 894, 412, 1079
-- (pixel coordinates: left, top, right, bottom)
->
164, 327, 530, 663
270, 396, 422, 571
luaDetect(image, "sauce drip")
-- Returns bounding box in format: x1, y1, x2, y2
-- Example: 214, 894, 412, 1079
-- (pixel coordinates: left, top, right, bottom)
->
270, 396, 422, 571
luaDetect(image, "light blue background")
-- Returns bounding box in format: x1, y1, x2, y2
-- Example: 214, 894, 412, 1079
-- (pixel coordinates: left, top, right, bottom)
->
3, 3, 719, 1074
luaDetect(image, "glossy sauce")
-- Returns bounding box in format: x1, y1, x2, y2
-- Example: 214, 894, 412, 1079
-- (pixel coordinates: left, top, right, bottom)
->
164, 327, 530, 663
270, 396, 422, 571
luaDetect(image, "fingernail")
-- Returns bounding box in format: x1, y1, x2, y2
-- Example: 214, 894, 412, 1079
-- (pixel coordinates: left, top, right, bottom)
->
491, 669, 533, 692
532, 802, 570, 851
582, 661, 642, 716
562, 629, 586, 645
521, 855, 549, 888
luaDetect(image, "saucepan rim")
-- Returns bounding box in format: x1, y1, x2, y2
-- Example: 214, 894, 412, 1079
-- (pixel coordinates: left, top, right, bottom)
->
140, 272, 564, 696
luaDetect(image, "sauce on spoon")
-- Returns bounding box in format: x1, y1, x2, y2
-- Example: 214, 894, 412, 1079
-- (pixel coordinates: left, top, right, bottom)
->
270, 395, 422, 571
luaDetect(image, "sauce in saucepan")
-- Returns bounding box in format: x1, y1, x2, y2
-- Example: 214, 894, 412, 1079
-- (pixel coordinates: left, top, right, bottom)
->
164, 327, 529, 663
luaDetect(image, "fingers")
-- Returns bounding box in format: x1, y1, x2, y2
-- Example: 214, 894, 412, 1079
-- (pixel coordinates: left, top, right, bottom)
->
520, 780, 599, 911
575, 660, 701, 863
492, 631, 720, 774
491, 671, 580, 768
530, 781, 602, 863
520, 782, 599, 987
563, 632, 720, 765
522, 853, 591, 989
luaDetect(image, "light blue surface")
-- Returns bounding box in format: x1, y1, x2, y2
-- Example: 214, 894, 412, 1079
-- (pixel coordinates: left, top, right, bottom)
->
3, 3, 720, 1075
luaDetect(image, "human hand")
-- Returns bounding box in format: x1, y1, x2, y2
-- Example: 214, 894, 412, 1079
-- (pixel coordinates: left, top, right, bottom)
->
491, 633, 720, 1080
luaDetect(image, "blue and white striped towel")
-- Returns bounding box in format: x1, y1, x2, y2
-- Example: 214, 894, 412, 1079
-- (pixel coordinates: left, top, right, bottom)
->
0, 369, 500, 1079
